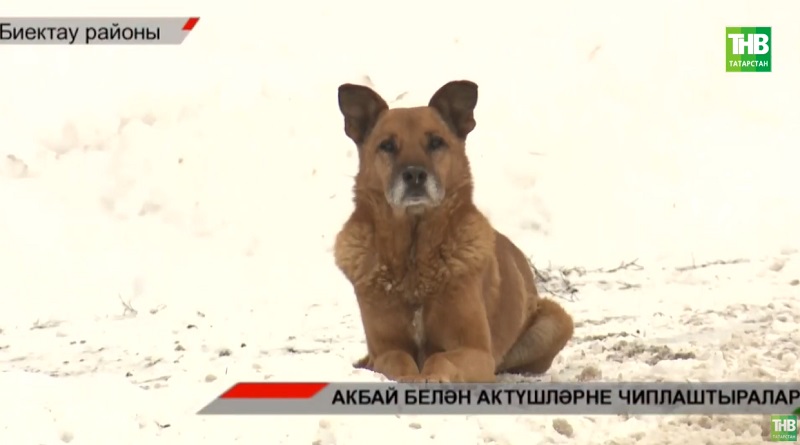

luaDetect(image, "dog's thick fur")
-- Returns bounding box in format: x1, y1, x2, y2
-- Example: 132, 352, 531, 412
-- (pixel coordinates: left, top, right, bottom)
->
333, 80, 574, 383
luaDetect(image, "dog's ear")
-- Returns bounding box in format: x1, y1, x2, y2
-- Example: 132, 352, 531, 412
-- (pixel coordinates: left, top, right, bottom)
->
338, 84, 389, 145
428, 80, 478, 139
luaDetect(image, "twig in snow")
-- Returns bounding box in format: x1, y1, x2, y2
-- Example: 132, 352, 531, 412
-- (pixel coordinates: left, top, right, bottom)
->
144, 357, 162, 368
392, 92, 409, 103
616, 282, 641, 290
529, 257, 646, 301
529, 258, 579, 302
30, 319, 62, 330
674, 258, 749, 272
118, 294, 138, 317
132, 375, 171, 385
599, 258, 643, 273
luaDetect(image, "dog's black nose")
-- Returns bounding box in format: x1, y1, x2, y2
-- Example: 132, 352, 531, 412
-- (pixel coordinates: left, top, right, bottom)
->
401, 166, 428, 186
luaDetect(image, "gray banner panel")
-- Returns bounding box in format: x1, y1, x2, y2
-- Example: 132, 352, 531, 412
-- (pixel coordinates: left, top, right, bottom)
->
197, 382, 800, 415
0, 17, 198, 45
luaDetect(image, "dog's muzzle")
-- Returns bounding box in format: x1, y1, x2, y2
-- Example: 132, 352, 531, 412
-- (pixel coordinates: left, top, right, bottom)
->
386, 165, 443, 209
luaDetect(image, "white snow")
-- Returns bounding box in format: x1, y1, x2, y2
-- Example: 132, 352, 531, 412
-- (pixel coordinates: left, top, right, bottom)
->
1, 0, 799, 443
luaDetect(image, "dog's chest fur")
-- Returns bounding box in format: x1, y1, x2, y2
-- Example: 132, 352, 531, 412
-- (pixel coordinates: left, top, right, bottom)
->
373, 222, 452, 359
336, 203, 494, 367
374, 217, 451, 301
379, 265, 437, 368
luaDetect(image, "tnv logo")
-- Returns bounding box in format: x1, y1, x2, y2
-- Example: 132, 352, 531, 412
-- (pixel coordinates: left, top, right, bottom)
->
727, 32, 769, 55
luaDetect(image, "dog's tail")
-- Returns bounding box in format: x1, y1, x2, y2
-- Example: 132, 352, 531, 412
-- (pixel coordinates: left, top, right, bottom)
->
498, 297, 574, 374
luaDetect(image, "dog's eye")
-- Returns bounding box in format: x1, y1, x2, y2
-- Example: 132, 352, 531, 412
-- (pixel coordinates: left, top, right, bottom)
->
427, 135, 445, 151
378, 139, 397, 153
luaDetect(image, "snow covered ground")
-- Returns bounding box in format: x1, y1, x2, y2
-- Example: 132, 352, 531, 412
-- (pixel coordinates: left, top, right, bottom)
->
1, 0, 799, 443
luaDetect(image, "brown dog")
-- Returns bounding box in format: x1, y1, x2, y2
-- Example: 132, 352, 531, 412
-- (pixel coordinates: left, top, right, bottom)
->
333, 80, 574, 383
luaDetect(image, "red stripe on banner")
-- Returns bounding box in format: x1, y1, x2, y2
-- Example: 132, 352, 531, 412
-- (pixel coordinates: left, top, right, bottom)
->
219, 382, 328, 399
182, 17, 200, 31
